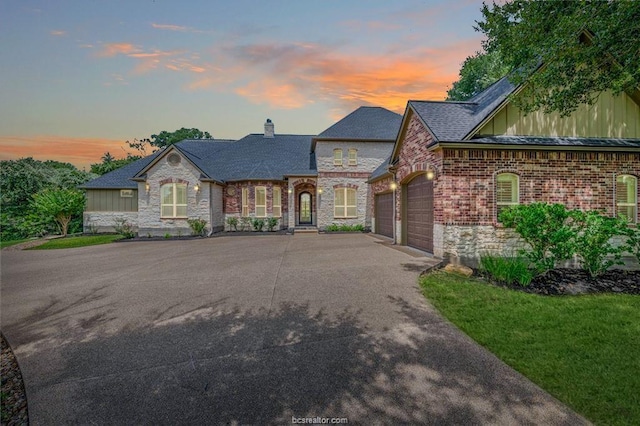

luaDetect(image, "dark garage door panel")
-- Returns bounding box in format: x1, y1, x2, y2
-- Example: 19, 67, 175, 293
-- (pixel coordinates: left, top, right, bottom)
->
375, 193, 394, 238
406, 175, 434, 253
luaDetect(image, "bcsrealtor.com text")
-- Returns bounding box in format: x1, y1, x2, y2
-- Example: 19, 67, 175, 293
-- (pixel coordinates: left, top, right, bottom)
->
291, 416, 348, 424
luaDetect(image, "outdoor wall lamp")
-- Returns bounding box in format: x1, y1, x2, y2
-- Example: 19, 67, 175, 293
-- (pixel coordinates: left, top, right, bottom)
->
318, 188, 323, 194
288, 188, 292, 194
194, 183, 200, 193
145, 181, 150, 193
390, 181, 397, 190
426, 167, 436, 180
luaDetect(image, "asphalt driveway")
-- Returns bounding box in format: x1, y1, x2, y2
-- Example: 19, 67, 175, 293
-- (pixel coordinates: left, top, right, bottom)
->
1, 234, 587, 425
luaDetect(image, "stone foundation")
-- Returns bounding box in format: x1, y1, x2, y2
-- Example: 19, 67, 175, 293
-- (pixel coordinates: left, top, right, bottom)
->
84, 212, 138, 233
441, 224, 525, 268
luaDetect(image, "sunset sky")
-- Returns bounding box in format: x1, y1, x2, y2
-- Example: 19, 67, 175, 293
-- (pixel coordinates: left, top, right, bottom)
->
0, 0, 488, 170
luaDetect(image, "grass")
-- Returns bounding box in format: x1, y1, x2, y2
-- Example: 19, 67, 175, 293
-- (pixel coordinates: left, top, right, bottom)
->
0, 238, 33, 249
420, 271, 640, 426
29, 234, 124, 250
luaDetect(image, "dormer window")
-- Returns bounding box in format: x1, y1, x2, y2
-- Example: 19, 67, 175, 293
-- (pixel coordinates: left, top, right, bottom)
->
348, 149, 357, 166
333, 149, 343, 166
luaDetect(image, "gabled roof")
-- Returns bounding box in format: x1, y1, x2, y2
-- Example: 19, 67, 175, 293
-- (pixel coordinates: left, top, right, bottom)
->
409, 77, 516, 143
78, 150, 164, 189
316, 106, 402, 141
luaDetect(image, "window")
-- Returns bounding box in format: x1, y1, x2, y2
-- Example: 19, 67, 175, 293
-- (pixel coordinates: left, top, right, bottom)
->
333, 149, 343, 166
161, 183, 187, 218
616, 175, 637, 222
496, 173, 519, 219
255, 186, 266, 217
334, 188, 357, 218
348, 149, 357, 166
241, 187, 249, 216
273, 187, 282, 217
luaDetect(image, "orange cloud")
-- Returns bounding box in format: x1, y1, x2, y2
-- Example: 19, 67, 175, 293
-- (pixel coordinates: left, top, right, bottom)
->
0, 135, 129, 170
235, 80, 309, 109
50, 30, 66, 36
99, 42, 141, 57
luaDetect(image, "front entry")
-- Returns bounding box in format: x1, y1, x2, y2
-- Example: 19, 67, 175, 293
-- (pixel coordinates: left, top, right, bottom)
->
299, 192, 312, 224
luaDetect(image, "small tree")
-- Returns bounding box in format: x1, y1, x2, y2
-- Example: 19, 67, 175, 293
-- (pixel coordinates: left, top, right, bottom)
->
32, 189, 85, 236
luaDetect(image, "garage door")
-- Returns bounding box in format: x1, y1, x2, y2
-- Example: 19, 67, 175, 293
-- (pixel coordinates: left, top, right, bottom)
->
375, 193, 394, 238
406, 174, 434, 252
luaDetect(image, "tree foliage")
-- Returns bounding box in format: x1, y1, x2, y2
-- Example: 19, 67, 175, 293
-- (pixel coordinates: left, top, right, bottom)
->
32, 188, 86, 237
477, 0, 640, 116
0, 158, 94, 239
447, 50, 510, 101
90, 152, 141, 175
126, 128, 212, 155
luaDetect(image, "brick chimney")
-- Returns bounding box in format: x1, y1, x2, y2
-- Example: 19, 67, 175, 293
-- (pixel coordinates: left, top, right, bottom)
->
264, 118, 274, 138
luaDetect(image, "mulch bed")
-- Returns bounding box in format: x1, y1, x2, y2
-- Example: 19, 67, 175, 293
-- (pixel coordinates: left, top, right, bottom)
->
1, 333, 28, 425
486, 268, 640, 296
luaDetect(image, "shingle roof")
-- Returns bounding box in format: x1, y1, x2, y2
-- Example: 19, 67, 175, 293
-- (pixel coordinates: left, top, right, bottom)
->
410, 77, 516, 142
78, 150, 165, 189
317, 106, 402, 140
468, 135, 640, 148
368, 157, 391, 182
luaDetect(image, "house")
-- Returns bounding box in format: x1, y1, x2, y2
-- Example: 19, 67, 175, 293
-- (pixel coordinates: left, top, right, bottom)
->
80, 107, 402, 235
370, 77, 640, 266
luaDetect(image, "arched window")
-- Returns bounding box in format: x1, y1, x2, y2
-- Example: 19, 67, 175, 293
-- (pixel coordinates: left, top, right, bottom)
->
161, 183, 187, 218
496, 173, 519, 219
334, 187, 357, 218
616, 174, 637, 222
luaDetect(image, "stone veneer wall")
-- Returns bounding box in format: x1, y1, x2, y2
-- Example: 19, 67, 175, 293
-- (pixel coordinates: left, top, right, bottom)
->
137, 152, 213, 236
315, 140, 393, 230
83, 211, 138, 233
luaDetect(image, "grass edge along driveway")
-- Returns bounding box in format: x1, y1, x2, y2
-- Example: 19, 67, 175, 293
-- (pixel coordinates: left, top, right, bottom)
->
420, 271, 640, 426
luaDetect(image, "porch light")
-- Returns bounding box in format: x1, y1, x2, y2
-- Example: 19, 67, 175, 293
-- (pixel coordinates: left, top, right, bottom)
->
194, 183, 200, 193
318, 188, 323, 194
145, 181, 150, 193
426, 168, 436, 180
390, 182, 397, 190
288, 188, 292, 194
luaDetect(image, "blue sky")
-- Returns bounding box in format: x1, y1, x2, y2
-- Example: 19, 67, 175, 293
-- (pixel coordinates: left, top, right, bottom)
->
0, 0, 487, 169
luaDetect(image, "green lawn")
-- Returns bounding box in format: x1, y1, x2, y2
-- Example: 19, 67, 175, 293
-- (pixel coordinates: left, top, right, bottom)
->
420, 271, 640, 426
29, 234, 124, 250
0, 238, 33, 249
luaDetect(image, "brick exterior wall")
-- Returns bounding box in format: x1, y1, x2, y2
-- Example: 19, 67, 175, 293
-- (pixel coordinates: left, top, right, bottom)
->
222, 181, 289, 230
388, 110, 640, 264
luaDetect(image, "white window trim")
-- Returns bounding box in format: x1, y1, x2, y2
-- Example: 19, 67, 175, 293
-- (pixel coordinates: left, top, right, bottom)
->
255, 186, 266, 217
333, 149, 343, 166
348, 149, 357, 166
160, 183, 187, 218
273, 187, 282, 217
496, 173, 519, 220
334, 187, 357, 218
241, 187, 249, 216
616, 174, 638, 223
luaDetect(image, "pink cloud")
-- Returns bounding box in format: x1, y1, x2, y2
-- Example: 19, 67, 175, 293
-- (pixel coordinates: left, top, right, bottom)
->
99, 42, 141, 57
151, 23, 190, 32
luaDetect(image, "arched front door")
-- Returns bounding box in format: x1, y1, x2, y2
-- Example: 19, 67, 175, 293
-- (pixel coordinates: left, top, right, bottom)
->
299, 192, 312, 224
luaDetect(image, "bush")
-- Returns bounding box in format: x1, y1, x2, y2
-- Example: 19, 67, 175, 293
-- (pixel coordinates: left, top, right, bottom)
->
266, 217, 279, 232
226, 216, 238, 231
479, 254, 533, 286
571, 211, 628, 277
624, 226, 640, 263
325, 223, 365, 232
252, 218, 265, 231
187, 218, 208, 236
499, 203, 576, 273
240, 217, 252, 231
113, 218, 136, 239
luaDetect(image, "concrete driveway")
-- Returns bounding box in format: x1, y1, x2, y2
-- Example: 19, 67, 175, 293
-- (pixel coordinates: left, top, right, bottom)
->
1, 234, 586, 425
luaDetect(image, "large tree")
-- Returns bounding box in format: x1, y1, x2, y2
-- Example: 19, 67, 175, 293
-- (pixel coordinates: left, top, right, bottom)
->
127, 127, 212, 155
90, 152, 141, 175
32, 188, 86, 237
447, 50, 510, 101
477, 0, 640, 116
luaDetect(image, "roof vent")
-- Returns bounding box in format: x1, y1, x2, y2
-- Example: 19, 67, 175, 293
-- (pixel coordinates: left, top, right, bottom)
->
264, 118, 274, 138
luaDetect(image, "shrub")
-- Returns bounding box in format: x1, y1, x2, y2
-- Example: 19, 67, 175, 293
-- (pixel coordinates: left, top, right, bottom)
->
624, 226, 640, 263
499, 203, 576, 273
571, 210, 628, 277
226, 216, 239, 231
240, 217, 252, 232
113, 218, 136, 239
266, 217, 279, 231
479, 254, 533, 286
325, 223, 365, 232
31, 188, 86, 236
85, 221, 99, 234
252, 218, 265, 231
187, 218, 208, 236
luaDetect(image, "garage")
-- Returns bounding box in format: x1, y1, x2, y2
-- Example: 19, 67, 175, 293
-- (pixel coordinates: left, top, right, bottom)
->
374, 192, 394, 238
405, 174, 434, 253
